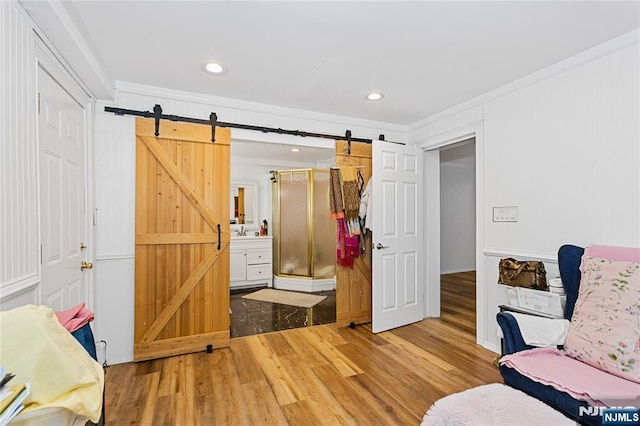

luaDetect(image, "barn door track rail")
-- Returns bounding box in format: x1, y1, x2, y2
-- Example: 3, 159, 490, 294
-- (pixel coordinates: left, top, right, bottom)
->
104, 104, 398, 154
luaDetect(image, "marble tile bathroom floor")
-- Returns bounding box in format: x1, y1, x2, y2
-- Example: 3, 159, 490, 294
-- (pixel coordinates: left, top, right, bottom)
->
230, 287, 336, 338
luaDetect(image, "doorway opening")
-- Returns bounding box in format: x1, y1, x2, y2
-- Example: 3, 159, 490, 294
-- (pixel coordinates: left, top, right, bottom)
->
439, 139, 477, 337
229, 140, 337, 338
422, 121, 486, 348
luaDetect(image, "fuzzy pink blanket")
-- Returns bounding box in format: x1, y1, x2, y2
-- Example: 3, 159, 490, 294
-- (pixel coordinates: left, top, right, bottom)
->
500, 347, 640, 407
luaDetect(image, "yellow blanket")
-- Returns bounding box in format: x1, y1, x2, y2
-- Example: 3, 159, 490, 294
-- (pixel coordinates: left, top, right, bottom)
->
0, 305, 104, 422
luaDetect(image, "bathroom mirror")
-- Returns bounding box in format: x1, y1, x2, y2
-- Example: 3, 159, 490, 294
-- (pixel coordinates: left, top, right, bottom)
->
230, 180, 258, 226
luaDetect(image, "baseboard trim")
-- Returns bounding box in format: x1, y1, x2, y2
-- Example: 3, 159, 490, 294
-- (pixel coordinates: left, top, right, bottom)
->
480, 341, 500, 355
440, 268, 476, 275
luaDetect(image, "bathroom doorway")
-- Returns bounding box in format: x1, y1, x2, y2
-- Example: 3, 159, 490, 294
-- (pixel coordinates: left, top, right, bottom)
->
229, 140, 337, 338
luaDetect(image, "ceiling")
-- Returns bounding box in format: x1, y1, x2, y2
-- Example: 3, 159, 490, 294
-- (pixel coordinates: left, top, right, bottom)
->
26, 1, 640, 126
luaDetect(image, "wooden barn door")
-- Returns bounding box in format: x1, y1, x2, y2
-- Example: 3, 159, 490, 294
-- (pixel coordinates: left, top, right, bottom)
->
335, 140, 373, 327
134, 118, 231, 361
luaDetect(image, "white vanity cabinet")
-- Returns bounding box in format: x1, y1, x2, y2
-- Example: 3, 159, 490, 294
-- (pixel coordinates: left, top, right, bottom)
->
230, 236, 273, 289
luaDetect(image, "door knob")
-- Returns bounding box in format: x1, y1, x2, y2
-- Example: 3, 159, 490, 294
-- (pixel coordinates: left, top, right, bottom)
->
80, 261, 93, 270
376, 243, 389, 250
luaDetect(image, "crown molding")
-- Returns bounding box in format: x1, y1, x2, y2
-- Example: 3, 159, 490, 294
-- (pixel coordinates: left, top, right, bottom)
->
410, 28, 640, 131
17, 0, 114, 100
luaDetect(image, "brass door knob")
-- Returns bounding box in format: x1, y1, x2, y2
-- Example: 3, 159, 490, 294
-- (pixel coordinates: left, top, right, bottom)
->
80, 261, 93, 270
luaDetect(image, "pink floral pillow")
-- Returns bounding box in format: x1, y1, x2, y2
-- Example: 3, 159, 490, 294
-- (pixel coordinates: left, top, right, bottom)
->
564, 256, 640, 383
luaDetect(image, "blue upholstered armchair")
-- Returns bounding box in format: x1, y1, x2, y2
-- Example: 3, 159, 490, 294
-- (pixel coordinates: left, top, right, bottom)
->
496, 245, 601, 425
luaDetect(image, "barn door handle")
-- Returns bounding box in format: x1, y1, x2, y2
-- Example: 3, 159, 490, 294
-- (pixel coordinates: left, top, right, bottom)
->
217, 224, 221, 250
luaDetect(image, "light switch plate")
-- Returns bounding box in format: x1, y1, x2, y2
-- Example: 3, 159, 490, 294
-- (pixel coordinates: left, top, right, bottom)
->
493, 206, 518, 222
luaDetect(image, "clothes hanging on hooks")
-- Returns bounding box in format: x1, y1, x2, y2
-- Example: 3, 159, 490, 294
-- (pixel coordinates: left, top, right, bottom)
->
329, 168, 345, 220
357, 171, 365, 197
336, 218, 359, 268
359, 178, 373, 232
340, 167, 361, 227
329, 165, 367, 268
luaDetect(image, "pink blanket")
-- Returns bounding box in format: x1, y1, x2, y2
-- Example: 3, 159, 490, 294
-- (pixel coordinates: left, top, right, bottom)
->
55, 303, 95, 333
500, 347, 640, 407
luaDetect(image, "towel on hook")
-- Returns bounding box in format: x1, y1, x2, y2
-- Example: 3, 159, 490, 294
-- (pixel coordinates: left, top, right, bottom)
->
329, 168, 345, 219
340, 166, 360, 220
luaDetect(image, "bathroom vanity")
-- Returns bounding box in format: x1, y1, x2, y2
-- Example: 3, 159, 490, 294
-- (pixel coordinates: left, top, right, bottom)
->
230, 236, 273, 289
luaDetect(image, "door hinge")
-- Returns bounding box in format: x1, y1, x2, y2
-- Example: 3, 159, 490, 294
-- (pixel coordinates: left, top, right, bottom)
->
40, 244, 43, 264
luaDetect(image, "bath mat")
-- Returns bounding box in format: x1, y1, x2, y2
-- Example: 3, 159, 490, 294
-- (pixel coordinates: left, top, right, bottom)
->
242, 289, 326, 308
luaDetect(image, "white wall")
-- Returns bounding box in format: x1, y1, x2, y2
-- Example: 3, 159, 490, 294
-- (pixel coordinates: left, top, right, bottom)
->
440, 156, 476, 273
411, 30, 640, 351
94, 85, 405, 363
0, 2, 39, 308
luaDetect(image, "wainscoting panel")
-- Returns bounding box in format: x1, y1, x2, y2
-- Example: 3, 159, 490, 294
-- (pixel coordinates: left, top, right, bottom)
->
0, 2, 39, 303
482, 248, 559, 351
94, 112, 136, 257
95, 256, 135, 364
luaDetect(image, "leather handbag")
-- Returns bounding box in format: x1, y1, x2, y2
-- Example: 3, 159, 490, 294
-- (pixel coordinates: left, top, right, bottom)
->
498, 258, 548, 291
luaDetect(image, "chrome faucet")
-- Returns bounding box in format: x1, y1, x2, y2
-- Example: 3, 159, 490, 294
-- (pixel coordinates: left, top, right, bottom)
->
237, 225, 246, 236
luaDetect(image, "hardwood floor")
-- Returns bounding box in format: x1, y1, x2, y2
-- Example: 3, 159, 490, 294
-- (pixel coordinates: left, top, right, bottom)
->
104, 271, 499, 425
441, 271, 477, 336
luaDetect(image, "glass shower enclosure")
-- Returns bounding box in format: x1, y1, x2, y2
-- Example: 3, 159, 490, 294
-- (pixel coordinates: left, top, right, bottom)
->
272, 169, 336, 290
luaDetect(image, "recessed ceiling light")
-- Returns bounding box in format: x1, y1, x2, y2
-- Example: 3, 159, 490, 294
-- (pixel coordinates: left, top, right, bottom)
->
366, 92, 384, 101
291, 148, 301, 152
202, 61, 228, 75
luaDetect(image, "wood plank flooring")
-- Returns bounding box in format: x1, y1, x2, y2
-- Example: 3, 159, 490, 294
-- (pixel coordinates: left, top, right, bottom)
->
441, 271, 477, 335
104, 271, 499, 425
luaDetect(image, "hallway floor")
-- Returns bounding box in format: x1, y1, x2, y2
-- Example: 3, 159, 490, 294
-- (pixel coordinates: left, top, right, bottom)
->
230, 287, 336, 338
440, 271, 476, 335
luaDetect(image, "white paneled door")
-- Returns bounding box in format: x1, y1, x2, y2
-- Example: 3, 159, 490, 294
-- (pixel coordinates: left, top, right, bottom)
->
372, 140, 424, 333
38, 68, 88, 311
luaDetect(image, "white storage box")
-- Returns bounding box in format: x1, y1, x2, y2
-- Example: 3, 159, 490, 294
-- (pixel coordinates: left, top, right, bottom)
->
516, 287, 566, 317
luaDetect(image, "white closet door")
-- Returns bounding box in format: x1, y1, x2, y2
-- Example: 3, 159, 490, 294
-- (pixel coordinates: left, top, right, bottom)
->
372, 140, 424, 333
39, 67, 88, 311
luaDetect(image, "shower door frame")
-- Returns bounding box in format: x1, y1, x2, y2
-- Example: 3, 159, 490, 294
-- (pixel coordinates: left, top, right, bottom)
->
273, 168, 335, 280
